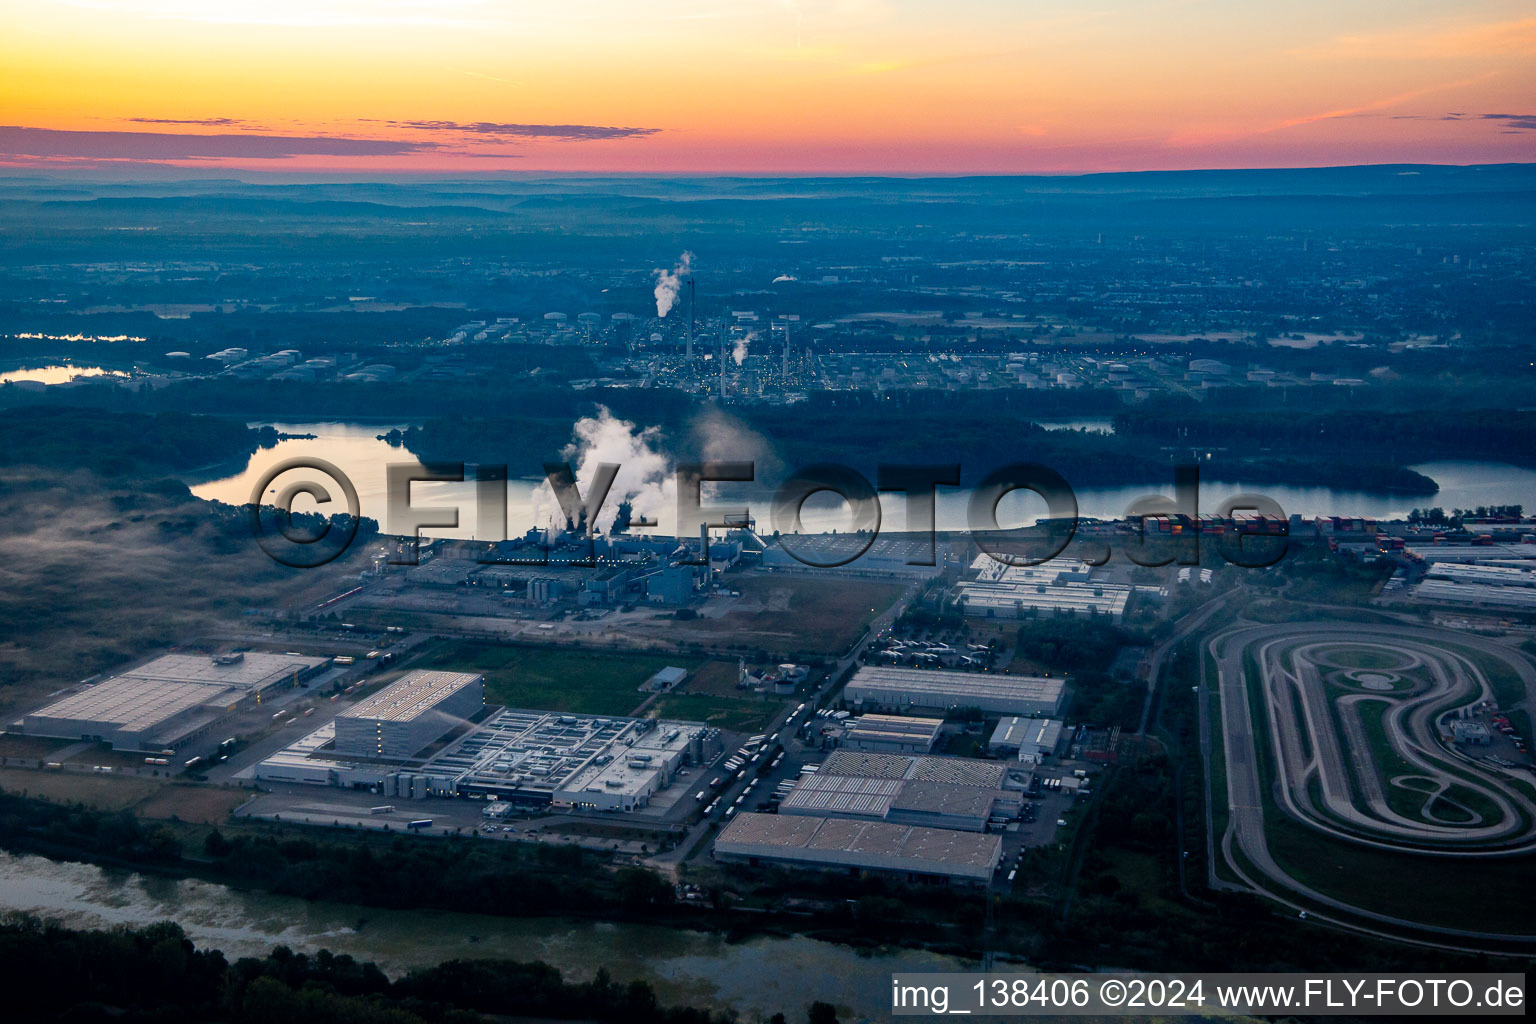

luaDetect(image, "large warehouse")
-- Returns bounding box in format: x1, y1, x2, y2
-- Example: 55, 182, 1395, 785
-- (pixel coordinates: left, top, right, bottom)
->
113, 652, 330, 696
819, 749, 1014, 788
19, 651, 330, 751
956, 557, 1135, 622
333, 670, 485, 759
843, 666, 1065, 717
714, 812, 1003, 882
779, 771, 1021, 832
840, 713, 942, 754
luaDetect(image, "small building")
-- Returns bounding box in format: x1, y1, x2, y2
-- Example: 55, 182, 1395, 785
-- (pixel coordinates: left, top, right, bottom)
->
1016, 718, 1065, 763
842, 714, 943, 754
987, 716, 1031, 755
647, 666, 689, 692
1450, 720, 1492, 746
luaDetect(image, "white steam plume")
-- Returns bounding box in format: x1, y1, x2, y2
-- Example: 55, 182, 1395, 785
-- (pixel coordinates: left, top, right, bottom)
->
652, 251, 693, 318
530, 406, 676, 535
732, 331, 754, 366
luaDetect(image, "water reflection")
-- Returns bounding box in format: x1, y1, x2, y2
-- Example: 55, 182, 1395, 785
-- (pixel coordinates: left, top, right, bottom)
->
0, 851, 980, 1020
186, 423, 1536, 540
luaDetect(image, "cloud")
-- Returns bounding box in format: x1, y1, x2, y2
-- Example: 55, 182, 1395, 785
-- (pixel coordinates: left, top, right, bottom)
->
126, 117, 247, 127
1294, 16, 1536, 61
1481, 113, 1536, 132
0, 125, 434, 161
1389, 111, 1536, 132
388, 119, 661, 141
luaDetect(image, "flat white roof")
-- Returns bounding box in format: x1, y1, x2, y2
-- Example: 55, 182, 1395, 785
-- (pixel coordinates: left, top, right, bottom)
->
28, 678, 235, 735
848, 666, 1063, 702
844, 714, 943, 743
121, 652, 329, 690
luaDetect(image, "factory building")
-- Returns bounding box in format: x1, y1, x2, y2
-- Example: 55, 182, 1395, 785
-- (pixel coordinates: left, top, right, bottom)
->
19, 651, 330, 752
714, 812, 1003, 883
840, 713, 943, 754
956, 556, 1134, 622
989, 717, 1064, 762
758, 533, 965, 578
844, 666, 1065, 717
645, 566, 695, 605
1409, 560, 1536, 612
332, 670, 484, 760
957, 579, 1132, 622
256, 706, 720, 810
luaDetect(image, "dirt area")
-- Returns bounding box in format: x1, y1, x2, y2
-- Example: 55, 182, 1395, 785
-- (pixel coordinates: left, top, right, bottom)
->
645, 573, 906, 656
133, 784, 251, 824
0, 734, 74, 761
680, 660, 748, 697
0, 767, 161, 810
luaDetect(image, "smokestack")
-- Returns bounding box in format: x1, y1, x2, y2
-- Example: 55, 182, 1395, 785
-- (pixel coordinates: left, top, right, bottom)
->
686, 276, 695, 360
719, 322, 728, 398
781, 322, 790, 378
699, 522, 710, 579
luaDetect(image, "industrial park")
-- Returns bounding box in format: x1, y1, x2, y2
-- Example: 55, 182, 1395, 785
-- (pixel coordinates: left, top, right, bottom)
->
1, 56, 1534, 1016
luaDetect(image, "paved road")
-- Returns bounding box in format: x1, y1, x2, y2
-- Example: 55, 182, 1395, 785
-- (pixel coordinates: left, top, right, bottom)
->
653, 579, 920, 871
1137, 589, 1230, 735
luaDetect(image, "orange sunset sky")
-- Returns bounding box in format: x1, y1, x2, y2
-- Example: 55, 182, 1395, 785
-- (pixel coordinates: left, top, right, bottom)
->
2, 0, 1534, 174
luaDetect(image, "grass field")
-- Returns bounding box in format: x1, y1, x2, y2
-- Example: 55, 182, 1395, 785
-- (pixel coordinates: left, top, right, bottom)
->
646, 693, 777, 733
1325, 648, 1405, 671
420, 640, 700, 715
1264, 812, 1536, 935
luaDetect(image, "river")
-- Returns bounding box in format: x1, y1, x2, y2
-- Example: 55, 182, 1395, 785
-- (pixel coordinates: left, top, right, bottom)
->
0, 850, 982, 1020
186, 422, 1536, 539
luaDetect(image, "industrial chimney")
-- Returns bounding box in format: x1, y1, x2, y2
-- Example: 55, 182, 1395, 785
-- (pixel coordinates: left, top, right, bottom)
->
685, 276, 695, 361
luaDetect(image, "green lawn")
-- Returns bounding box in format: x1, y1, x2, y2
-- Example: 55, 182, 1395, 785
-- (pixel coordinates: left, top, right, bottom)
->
420, 641, 699, 715
1325, 647, 1405, 671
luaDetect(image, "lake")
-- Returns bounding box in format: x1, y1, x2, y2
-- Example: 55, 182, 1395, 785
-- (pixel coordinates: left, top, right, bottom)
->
0, 364, 126, 386
187, 422, 1536, 539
